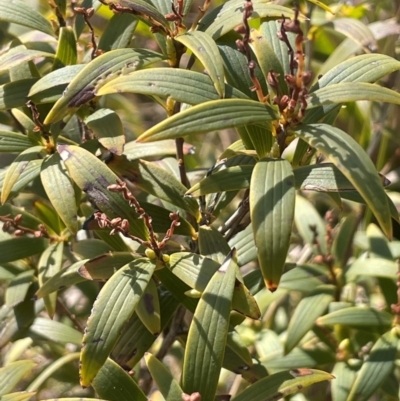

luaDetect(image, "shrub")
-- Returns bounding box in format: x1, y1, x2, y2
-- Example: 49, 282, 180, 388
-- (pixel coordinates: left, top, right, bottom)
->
0, 0, 399, 400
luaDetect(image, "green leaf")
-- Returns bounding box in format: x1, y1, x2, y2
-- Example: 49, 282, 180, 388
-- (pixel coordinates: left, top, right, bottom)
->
92, 358, 147, 401
137, 99, 277, 142
40, 153, 79, 234
202, 1, 303, 40
175, 31, 225, 97
0, 159, 43, 198
135, 278, 161, 334
145, 353, 183, 401
346, 257, 398, 280
231, 369, 334, 401
78, 253, 135, 280
5, 269, 35, 307
218, 42, 265, 101
1, 146, 44, 204
98, 13, 138, 52
85, 109, 125, 155
38, 242, 64, 318
250, 28, 288, 96
307, 82, 400, 109
331, 362, 356, 401
198, 225, 230, 264
295, 124, 392, 238
0, 131, 34, 152
58, 144, 148, 239
53, 27, 77, 70
1, 392, 37, 401
80, 258, 156, 386
347, 329, 398, 401
0, 46, 53, 75
0, 237, 48, 264
123, 139, 194, 161
0, 360, 36, 396
312, 54, 400, 90
181, 250, 237, 400
285, 285, 335, 354
0, 79, 38, 111
35, 260, 88, 299
29, 317, 82, 345
250, 158, 295, 291
108, 0, 168, 28
44, 49, 164, 124
97, 68, 246, 104
112, 288, 178, 368
295, 194, 327, 254
168, 251, 259, 319
28, 65, 84, 104
279, 265, 327, 293
317, 307, 392, 327
0, 0, 54, 36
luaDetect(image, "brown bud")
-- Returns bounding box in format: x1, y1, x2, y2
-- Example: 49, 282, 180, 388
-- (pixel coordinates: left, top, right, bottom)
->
284, 74, 297, 89
2, 221, 11, 232
110, 217, 122, 227
120, 219, 130, 232
283, 20, 302, 35
14, 214, 22, 224
14, 229, 25, 237
107, 184, 122, 192
234, 25, 246, 35
302, 71, 312, 86
86, 7, 95, 18
235, 39, 245, 53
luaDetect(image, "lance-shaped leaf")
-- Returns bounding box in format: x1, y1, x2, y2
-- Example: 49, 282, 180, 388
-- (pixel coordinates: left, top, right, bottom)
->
103, 0, 168, 27
53, 27, 77, 70
2, 392, 37, 401
5, 269, 34, 307
44, 48, 164, 124
0, 79, 38, 110
97, 68, 247, 104
107, 155, 200, 219
307, 82, 400, 109
168, 251, 260, 319
135, 278, 161, 334
78, 253, 135, 280
0, 0, 54, 36
175, 31, 225, 97
296, 123, 392, 238
1, 146, 44, 204
0, 237, 48, 264
40, 153, 79, 234
0, 131, 34, 152
181, 249, 237, 400
346, 257, 398, 280
285, 285, 335, 354
231, 368, 334, 401
311, 54, 400, 91
80, 258, 156, 386
0, 360, 36, 396
295, 194, 327, 255
35, 260, 88, 299
37, 242, 64, 318
28, 65, 84, 104
331, 362, 356, 401
137, 99, 277, 143
58, 145, 148, 239
0, 46, 53, 75
112, 288, 178, 368
92, 358, 147, 401
98, 13, 138, 52
218, 42, 265, 101
85, 109, 125, 155
202, 1, 303, 39
29, 317, 82, 345
347, 328, 398, 401
317, 307, 392, 328
250, 28, 288, 96
145, 353, 183, 401
250, 158, 295, 291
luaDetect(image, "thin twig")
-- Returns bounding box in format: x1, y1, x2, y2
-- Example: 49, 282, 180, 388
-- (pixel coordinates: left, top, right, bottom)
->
57, 298, 85, 333
74, 7, 100, 59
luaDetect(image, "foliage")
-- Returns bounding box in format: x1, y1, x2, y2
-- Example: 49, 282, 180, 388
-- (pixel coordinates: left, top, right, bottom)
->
0, 0, 400, 400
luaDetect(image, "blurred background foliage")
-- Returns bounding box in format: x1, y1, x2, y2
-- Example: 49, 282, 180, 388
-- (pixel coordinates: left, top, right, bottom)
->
0, 0, 400, 400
